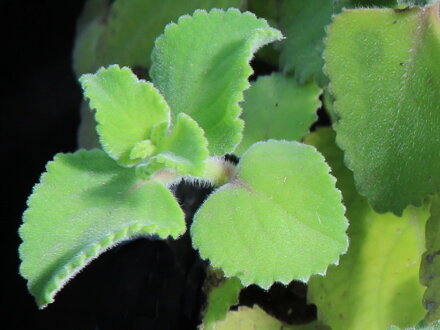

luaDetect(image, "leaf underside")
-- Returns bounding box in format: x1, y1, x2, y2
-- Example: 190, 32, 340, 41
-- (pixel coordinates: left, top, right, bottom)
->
326, 3, 440, 214
80, 65, 170, 166
191, 140, 348, 288
150, 8, 283, 155
19, 150, 185, 308
235, 73, 321, 155
306, 128, 428, 329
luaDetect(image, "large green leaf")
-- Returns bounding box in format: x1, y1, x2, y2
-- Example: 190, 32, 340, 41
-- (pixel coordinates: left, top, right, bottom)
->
306, 129, 429, 329
326, 3, 440, 214
73, 0, 242, 76
19, 150, 185, 308
191, 140, 348, 288
421, 196, 440, 323
278, 0, 396, 86
80, 65, 170, 166
150, 8, 283, 155
235, 73, 321, 155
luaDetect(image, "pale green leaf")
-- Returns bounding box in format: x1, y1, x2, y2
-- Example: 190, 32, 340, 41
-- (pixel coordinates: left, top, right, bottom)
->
211, 305, 328, 330
191, 140, 348, 288
80, 65, 170, 166
203, 276, 243, 330
235, 73, 321, 155
388, 320, 440, 329
73, 0, 242, 76
326, 3, 440, 214
306, 131, 429, 330
19, 150, 185, 308
140, 113, 209, 177
150, 8, 283, 155
420, 196, 440, 323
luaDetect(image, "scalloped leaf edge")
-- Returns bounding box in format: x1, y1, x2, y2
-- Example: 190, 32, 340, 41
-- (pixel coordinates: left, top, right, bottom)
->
192, 140, 348, 289
150, 8, 284, 155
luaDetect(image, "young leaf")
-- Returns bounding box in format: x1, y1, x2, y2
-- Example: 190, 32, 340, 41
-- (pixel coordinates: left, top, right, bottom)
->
202, 276, 243, 330
140, 113, 209, 177
191, 140, 348, 288
235, 73, 321, 155
80, 65, 170, 166
306, 131, 429, 329
150, 8, 283, 155
19, 150, 185, 308
326, 3, 440, 214
420, 196, 440, 323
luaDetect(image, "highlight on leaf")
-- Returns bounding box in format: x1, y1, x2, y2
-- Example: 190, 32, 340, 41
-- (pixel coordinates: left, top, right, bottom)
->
191, 140, 348, 288
19, 150, 186, 308
150, 8, 283, 155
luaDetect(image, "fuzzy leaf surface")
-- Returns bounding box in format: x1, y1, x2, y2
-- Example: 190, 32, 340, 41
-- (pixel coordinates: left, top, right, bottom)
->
19, 150, 185, 308
191, 140, 348, 288
73, 0, 241, 76
202, 277, 243, 330
143, 113, 209, 177
420, 196, 440, 323
151, 8, 283, 155
278, 0, 396, 86
80, 65, 170, 166
326, 3, 440, 214
306, 129, 428, 329
235, 73, 321, 155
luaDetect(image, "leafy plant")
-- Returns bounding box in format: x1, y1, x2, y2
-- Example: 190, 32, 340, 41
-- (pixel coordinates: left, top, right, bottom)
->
18, 0, 440, 328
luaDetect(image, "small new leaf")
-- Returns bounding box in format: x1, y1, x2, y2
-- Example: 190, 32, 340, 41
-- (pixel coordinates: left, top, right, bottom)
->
236, 73, 321, 155
19, 150, 185, 308
151, 8, 283, 155
191, 140, 348, 288
80, 65, 170, 166
142, 113, 209, 178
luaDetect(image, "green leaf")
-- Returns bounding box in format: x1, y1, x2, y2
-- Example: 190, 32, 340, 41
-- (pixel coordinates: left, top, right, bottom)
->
140, 113, 209, 177
326, 3, 440, 214
73, 0, 242, 76
278, 0, 396, 86
150, 8, 283, 155
80, 65, 170, 166
191, 140, 348, 288
278, 0, 335, 86
304, 127, 357, 206
306, 132, 429, 329
421, 196, 440, 323
211, 305, 329, 330
235, 73, 321, 155
19, 150, 185, 308
202, 276, 243, 330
